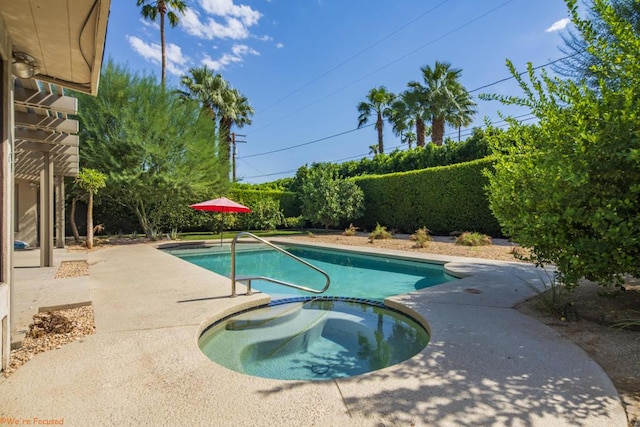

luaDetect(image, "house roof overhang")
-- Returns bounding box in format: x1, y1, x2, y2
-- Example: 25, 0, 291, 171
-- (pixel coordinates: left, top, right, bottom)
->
1, 0, 111, 181
0, 0, 111, 95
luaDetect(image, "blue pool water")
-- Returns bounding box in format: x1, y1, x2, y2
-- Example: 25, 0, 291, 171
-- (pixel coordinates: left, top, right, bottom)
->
170, 244, 456, 300
198, 297, 430, 381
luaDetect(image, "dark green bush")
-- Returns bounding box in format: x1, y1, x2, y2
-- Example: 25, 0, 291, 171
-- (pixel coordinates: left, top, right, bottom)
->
353, 158, 501, 236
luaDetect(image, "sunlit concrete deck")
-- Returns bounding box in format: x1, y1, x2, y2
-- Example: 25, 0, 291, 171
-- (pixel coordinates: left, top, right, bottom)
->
0, 240, 628, 426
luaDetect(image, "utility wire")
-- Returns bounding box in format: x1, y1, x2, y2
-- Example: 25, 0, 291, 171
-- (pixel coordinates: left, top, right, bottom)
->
241, 123, 374, 159
469, 50, 584, 93
258, 0, 451, 114
242, 114, 536, 179
250, 0, 516, 135
239, 48, 577, 163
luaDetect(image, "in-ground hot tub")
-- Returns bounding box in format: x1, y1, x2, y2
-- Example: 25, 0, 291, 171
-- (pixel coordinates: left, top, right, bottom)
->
199, 297, 430, 381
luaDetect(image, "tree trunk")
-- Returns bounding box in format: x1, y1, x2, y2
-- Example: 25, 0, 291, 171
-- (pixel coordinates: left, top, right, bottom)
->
376, 112, 384, 154
160, 12, 166, 86
432, 116, 445, 146
86, 192, 94, 249
70, 196, 80, 244
416, 119, 425, 147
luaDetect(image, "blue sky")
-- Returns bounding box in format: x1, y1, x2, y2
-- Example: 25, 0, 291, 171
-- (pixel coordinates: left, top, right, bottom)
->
104, 0, 574, 183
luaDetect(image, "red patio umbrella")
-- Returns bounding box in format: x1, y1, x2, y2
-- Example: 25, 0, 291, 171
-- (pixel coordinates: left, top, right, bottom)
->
190, 197, 251, 245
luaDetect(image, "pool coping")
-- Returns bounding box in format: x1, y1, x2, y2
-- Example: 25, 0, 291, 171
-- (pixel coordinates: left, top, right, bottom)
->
0, 239, 628, 426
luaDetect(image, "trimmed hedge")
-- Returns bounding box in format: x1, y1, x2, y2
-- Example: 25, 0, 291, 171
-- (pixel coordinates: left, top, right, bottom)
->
352, 158, 501, 236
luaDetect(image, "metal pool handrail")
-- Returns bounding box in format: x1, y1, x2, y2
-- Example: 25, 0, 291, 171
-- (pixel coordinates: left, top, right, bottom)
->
230, 231, 331, 297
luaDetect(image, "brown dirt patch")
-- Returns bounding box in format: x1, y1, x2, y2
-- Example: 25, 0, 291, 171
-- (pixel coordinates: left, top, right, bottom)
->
292, 233, 528, 262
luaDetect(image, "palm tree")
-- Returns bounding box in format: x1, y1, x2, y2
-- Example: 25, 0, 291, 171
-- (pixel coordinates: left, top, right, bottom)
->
390, 90, 430, 148
179, 66, 229, 164
218, 88, 254, 167
357, 86, 396, 154
179, 66, 228, 122
409, 61, 474, 146
137, 0, 187, 86
450, 86, 477, 142
179, 67, 254, 174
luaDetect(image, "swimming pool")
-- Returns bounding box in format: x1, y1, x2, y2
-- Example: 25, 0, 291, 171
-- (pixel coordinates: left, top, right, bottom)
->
168, 243, 456, 300
198, 297, 430, 381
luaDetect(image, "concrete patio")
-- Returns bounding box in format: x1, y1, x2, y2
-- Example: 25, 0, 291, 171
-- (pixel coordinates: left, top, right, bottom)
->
0, 240, 628, 426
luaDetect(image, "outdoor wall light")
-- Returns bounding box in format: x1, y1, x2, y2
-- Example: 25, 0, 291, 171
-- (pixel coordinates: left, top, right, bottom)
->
12, 52, 38, 79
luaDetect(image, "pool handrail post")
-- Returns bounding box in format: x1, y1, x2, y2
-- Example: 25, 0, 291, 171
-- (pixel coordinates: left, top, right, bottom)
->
230, 231, 330, 297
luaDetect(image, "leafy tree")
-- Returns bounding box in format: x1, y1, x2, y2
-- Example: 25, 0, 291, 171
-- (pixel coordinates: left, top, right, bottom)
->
357, 86, 396, 154
483, 0, 640, 288
74, 168, 107, 249
75, 61, 226, 239
137, 0, 187, 86
409, 61, 475, 146
553, 0, 640, 89
299, 166, 364, 229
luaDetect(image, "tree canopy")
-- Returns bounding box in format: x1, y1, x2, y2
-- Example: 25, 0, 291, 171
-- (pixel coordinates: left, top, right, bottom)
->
74, 60, 227, 238
298, 165, 364, 229
483, 0, 640, 287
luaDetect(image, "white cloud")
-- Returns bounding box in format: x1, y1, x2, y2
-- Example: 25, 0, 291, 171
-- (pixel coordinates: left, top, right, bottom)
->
201, 43, 259, 71
545, 18, 571, 33
127, 36, 189, 76
276, 42, 284, 49
200, 0, 262, 26
182, 8, 251, 40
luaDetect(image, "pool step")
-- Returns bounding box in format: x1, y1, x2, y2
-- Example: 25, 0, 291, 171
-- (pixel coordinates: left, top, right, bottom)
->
225, 302, 304, 330
241, 309, 330, 362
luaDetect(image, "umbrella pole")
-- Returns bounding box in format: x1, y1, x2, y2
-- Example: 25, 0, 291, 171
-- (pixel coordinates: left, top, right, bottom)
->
220, 213, 224, 246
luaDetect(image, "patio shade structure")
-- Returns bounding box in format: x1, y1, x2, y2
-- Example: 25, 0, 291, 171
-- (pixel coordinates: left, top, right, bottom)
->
190, 197, 251, 245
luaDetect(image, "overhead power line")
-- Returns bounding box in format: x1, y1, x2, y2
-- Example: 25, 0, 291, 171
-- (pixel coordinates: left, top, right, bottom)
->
242, 113, 537, 180
469, 50, 584, 93
250, 0, 517, 135
257, 0, 452, 114
240, 46, 578, 163
240, 123, 374, 159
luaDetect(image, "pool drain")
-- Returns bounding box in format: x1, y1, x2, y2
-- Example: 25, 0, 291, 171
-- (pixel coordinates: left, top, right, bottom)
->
311, 365, 330, 375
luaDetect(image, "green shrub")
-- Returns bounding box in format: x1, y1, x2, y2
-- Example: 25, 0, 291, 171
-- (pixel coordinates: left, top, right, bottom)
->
368, 223, 392, 241
343, 223, 359, 236
410, 227, 432, 248
455, 231, 492, 246
282, 216, 305, 229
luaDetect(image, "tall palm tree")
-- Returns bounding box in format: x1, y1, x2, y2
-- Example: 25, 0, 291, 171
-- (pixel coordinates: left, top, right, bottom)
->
179, 66, 228, 123
357, 86, 396, 154
409, 61, 474, 146
137, 0, 187, 86
390, 90, 430, 148
218, 88, 254, 169
179, 67, 254, 172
